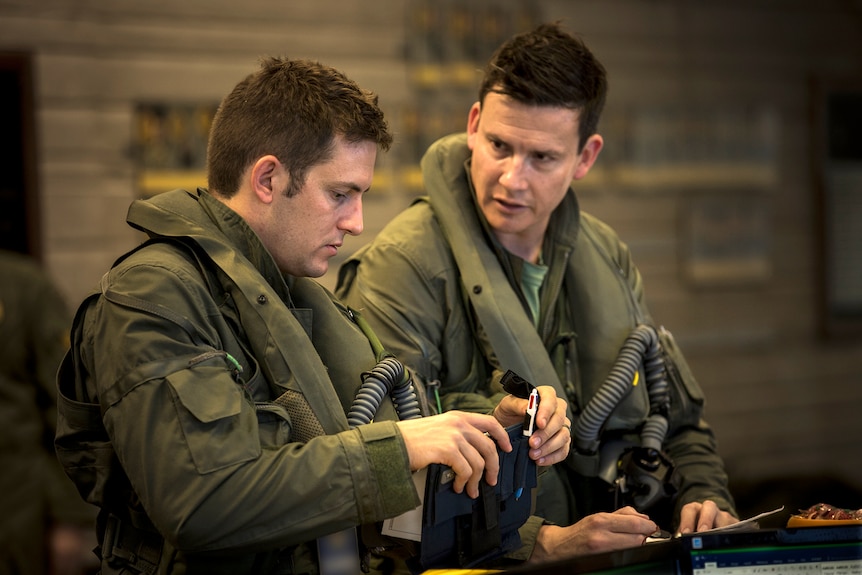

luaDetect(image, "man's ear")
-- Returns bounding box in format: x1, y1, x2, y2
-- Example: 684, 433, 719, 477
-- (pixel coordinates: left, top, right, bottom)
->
573, 134, 604, 181
466, 101, 481, 149
249, 155, 283, 204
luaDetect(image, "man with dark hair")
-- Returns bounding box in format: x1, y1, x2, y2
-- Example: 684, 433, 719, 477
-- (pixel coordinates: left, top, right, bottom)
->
339, 22, 738, 555
55, 56, 573, 574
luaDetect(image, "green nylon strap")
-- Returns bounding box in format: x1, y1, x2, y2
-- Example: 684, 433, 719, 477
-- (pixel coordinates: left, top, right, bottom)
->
347, 306, 389, 363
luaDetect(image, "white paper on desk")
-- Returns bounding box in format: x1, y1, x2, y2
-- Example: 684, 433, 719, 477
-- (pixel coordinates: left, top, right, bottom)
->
689, 505, 785, 535
381, 467, 427, 542
645, 506, 786, 543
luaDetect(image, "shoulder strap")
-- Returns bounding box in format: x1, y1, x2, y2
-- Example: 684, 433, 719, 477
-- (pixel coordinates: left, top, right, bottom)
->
183, 234, 351, 435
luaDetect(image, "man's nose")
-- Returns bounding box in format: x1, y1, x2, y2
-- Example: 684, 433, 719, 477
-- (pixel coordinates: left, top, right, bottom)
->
500, 155, 528, 189
341, 198, 364, 236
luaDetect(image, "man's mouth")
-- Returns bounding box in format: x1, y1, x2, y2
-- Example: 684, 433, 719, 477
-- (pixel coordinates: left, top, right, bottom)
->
494, 196, 527, 211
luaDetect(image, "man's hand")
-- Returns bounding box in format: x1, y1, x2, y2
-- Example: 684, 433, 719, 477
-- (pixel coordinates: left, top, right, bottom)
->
493, 385, 570, 466
397, 411, 511, 499
530, 507, 659, 563
677, 500, 738, 534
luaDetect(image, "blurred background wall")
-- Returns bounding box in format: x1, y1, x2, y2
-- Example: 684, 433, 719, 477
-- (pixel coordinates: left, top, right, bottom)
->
2, 0, 861, 520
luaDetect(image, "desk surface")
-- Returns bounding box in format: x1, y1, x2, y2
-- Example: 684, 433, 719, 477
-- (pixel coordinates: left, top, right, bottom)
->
502, 539, 681, 575
499, 525, 862, 575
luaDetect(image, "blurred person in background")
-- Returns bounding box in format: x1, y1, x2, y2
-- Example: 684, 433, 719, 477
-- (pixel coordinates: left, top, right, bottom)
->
0, 249, 96, 575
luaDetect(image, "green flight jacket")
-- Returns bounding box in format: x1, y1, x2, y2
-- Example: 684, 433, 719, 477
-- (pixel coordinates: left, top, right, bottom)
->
55, 189, 419, 574
338, 133, 736, 530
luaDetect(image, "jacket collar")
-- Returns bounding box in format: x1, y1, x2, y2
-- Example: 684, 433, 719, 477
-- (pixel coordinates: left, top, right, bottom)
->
127, 188, 294, 304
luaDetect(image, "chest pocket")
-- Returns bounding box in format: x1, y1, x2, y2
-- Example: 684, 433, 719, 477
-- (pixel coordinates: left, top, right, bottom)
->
166, 363, 263, 474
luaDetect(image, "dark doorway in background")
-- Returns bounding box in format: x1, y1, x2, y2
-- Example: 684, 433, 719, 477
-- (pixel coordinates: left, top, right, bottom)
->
813, 78, 862, 339
0, 52, 40, 259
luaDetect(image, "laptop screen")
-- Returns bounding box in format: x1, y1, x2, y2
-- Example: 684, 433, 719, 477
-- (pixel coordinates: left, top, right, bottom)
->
680, 525, 862, 574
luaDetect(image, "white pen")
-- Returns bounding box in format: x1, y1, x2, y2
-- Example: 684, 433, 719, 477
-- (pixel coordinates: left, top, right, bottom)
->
523, 388, 539, 437
516, 387, 540, 500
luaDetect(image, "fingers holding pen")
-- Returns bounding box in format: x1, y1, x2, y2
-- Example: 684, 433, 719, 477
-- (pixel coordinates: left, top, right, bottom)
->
491, 385, 571, 466
528, 387, 571, 466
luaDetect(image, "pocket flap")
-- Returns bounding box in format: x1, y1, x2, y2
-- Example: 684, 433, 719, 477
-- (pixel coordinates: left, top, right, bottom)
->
167, 366, 243, 423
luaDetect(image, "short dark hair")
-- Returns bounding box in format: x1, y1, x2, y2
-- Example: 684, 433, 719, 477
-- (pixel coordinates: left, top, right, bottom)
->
207, 57, 392, 197
478, 22, 608, 149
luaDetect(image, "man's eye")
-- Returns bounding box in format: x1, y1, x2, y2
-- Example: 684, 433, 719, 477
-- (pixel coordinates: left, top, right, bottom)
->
534, 151, 557, 163
490, 139, 507, 153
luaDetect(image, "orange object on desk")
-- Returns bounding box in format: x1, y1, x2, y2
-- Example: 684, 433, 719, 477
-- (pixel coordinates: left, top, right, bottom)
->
787, 515, 862, 527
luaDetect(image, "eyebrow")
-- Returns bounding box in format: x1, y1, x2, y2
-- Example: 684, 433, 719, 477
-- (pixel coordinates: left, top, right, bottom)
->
486, 131, 562, 158
334, 181, 371, 195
